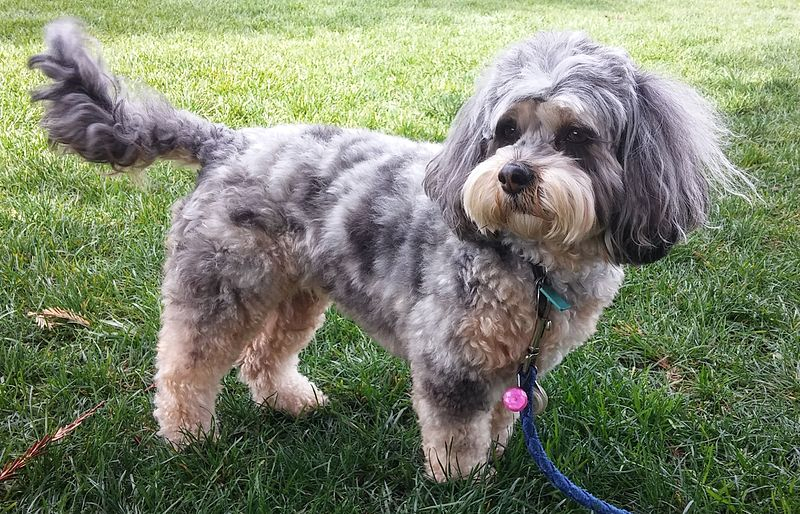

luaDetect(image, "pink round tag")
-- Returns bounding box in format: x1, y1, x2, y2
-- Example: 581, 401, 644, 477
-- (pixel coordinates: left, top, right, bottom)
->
502, 386, 528, 412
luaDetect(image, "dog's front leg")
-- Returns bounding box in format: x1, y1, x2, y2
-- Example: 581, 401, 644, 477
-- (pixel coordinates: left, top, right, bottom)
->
411, 366, 496, 481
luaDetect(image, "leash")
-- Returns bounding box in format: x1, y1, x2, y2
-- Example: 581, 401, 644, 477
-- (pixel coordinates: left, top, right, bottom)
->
518, 368, 631, 514
503, 270, 632, 514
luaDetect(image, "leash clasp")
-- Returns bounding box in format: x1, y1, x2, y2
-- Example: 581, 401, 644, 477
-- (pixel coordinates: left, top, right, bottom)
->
518, 369, 548, 415
520, 279, 552, 375
530, 377, 548, 415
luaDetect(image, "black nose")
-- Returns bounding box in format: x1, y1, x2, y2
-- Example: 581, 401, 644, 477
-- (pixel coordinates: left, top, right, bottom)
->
498, 162, 533, 195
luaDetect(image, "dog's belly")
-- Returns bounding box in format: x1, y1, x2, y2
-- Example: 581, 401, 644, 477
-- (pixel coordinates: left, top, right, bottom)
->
327, 299, 410, 359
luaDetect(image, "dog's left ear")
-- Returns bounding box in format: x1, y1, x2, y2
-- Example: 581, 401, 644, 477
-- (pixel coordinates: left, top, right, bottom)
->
424, 93, 489, 240
606, 71, 742, 265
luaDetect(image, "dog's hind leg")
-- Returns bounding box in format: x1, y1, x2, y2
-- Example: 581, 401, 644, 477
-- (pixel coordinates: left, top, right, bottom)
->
237, 291, 330, 416
152, 199, 297, 446
154, 299, 254, 445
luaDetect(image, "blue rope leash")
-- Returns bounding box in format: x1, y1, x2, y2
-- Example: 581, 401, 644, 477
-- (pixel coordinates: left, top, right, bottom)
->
519, 368, 632, 514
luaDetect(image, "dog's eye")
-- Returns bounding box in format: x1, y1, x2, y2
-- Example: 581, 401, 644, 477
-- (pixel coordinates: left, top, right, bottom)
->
565, 128, 590, 144
496, 121, 519, 143
555, 127, 594, 151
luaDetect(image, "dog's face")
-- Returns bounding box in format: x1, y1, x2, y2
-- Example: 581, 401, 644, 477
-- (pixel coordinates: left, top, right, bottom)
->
425, 32, 741, 265
461, 100, 604, 249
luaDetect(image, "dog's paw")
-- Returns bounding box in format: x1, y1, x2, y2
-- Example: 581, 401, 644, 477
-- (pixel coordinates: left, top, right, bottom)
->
425, 460, 496, 483
154, 389, 218, 448
155, 414, 218, 448
422, 443, 495, 483
258, 373, 328, 416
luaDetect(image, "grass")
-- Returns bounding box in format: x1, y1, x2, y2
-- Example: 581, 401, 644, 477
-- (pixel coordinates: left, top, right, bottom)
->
0, 0, 798, 512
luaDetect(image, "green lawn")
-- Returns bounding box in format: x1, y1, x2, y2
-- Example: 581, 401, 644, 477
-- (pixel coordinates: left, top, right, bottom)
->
1, 0, 799, 512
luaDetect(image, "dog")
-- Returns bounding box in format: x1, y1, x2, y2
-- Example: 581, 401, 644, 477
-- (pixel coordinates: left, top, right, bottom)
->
29, 18, 749, 481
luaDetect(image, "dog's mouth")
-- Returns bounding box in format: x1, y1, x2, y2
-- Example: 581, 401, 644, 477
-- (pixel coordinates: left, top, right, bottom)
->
505, 186, 554, 221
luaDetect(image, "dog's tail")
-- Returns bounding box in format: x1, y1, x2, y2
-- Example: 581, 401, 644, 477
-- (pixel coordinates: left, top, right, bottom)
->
28, 18, 240, 173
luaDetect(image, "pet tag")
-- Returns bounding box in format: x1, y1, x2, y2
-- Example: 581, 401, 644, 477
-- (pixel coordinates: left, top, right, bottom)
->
502, 386, 528, 412
540, 284, 571, 312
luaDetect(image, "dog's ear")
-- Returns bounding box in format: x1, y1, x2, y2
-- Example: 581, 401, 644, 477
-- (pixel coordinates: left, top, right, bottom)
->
606, 71, 741, 265
424, 93, 489, 239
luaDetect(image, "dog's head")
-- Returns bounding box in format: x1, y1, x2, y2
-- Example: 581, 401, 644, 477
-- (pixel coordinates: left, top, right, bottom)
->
424, 32, 748, 265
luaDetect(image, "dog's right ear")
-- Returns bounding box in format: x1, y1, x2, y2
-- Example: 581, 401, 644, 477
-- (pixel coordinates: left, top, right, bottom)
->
423, 94, 489, 239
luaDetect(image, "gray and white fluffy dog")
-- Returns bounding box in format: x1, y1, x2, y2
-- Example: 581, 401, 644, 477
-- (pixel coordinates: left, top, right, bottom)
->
30, 19, 748, 481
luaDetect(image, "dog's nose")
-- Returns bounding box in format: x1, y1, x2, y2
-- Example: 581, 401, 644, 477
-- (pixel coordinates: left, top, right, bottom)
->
498, 162, 533, 195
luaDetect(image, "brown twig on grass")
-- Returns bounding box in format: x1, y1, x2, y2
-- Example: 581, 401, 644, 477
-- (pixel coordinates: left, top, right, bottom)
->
0, 401, 106, 483
27, 307, 91, 330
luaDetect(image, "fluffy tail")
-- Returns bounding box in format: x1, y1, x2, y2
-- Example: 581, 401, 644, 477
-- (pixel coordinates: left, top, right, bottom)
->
28, 18, 240, 172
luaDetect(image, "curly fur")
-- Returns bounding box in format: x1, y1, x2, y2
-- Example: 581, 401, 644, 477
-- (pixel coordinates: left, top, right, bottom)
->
29, 19, 749, 481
